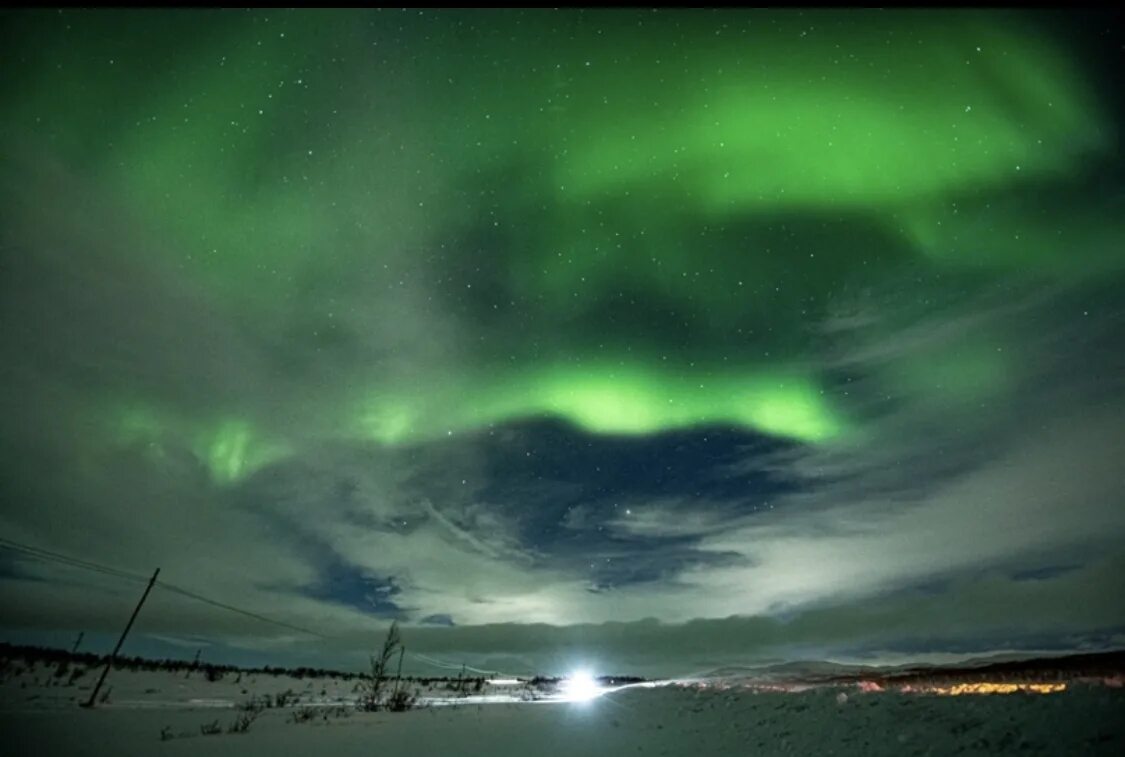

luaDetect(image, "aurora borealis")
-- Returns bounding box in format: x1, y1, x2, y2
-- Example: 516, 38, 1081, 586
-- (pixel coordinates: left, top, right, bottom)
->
1, 9, 1123, 674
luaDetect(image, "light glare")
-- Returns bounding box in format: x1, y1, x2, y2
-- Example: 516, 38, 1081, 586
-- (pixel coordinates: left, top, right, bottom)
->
561, 670, 602, 702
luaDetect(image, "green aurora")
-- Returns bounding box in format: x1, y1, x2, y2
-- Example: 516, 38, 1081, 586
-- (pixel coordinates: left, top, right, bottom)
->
2, 9, 1120, 481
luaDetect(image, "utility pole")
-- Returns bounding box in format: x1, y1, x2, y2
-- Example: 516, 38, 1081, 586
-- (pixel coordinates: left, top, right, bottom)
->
82, 567, 160, 709
393, 646, 404, 698
71, 631, 84, 655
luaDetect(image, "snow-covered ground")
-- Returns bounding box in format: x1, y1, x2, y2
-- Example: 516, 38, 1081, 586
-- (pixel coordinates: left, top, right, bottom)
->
0, 662, 582, 710
2, 663, 1123, 755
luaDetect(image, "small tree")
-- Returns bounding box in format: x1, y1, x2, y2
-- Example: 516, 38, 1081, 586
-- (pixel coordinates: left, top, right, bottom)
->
358, 621, 402, 711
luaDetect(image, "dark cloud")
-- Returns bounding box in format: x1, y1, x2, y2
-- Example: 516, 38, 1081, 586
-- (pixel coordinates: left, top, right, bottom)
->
1, 9, 1123, 674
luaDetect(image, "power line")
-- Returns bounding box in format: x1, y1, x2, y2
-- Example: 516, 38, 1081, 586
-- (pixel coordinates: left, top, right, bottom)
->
0, 537, 150, 584
410, 651, 507, 677
0, 537, 330, 639
3, 538, 518, 677
410, 651, 467, 670
155, 580, 330, 639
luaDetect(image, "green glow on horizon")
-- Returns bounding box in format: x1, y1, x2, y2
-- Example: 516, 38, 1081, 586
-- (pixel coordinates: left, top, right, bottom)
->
105, 403, 288, 483
550, 14, 1103, 213
198, 420, 289, 484
5, 9, 1121, 452
359, 363, 843, 445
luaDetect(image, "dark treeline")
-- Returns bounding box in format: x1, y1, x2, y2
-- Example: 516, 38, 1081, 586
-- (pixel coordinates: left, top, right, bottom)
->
0, 642, 647, 685
528, 675, 647, 686
0, 641, 362, 681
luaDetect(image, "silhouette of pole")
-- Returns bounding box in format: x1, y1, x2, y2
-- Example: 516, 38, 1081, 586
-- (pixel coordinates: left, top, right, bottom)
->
71, 631, 84, 655
82, 567, 160, 708
393, 645, 404, 697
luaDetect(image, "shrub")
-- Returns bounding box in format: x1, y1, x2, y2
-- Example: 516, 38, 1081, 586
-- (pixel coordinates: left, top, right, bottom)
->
200, 719, 222, 736
236, 697, 265, 713
386, 689, 417, 712
289, 706, 318, 724
227, 709, 260, 734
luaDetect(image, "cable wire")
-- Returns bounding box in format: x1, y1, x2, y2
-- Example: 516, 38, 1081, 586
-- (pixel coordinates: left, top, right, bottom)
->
0, 537, 330, 639
155, 580, 330, 639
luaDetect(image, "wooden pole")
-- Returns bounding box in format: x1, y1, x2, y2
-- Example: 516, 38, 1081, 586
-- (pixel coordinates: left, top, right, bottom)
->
391, 643, 405, 697
82, 567, 160, 708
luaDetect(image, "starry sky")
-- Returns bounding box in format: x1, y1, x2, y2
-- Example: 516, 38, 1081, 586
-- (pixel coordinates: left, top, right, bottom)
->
1, 9, 1124, 676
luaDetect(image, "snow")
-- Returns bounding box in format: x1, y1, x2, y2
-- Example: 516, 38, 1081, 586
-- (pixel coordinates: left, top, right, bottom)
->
2, 663, 1123, 755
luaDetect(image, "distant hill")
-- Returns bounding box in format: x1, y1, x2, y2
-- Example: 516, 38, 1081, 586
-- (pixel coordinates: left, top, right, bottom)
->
692, 650, 1125, 687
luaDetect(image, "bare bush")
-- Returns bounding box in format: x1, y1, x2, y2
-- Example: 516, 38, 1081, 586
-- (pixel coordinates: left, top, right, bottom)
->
236, 697, 266, 713
386, 688, 417, 712
358, 621, 408, 712
289, 706, 318, 724
227, 709, 260, 734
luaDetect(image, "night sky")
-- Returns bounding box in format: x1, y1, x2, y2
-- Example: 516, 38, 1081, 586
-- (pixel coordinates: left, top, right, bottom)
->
1, 9, 1123, 676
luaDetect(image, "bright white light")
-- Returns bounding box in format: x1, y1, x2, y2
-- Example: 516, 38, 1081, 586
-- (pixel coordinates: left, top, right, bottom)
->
560, 670, 602, 702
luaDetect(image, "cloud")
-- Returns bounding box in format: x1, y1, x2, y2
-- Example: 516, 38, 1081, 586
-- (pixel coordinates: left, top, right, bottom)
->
295, 548, 1125, 678
604, 500, 739, 540
2, 245, 1123, 668
1, 9, 1123, 677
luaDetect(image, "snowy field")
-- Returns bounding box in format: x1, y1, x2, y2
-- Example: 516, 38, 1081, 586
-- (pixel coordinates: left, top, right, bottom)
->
2, 664, 1123, 756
